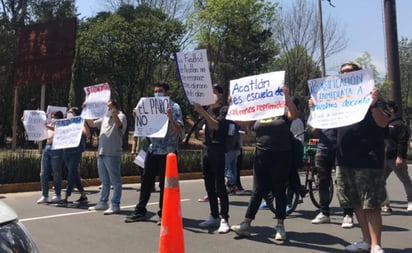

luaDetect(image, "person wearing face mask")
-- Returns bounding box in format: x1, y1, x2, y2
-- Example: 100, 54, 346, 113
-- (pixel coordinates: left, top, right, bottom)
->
59, 107, 89, 205
36, 110, 65, 204
86, 99, 127, 215
193, 84, 232, 234
125, 82, 184, 225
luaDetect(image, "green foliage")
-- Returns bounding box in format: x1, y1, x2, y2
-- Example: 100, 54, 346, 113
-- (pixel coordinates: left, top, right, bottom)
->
192, 0, 280, 88
398, 37, 412, 124
355, 52, 382, 86
76, 4, 186, 129
271, 46, 320, 120
0, 151, 40, 184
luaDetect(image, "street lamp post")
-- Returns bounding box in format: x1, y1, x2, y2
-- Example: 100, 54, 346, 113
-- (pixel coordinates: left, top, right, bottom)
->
384, 0, 402, 111
318, 0, 326, 77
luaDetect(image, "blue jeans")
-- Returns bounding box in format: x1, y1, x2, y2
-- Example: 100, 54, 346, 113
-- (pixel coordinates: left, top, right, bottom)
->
225, 150, 240, 187
64, 147, 84, 197
97, 155, 122, 207
40, 144, 63, 197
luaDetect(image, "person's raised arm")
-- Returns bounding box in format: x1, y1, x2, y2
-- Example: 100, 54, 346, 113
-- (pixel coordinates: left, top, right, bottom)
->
370, 88, 389, 128
167, 107, 184, 139
283, 85, 298, 121
194, 103, 219, 130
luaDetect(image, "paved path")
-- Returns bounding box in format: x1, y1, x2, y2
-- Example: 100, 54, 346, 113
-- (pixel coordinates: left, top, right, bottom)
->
1, 167, 411, 253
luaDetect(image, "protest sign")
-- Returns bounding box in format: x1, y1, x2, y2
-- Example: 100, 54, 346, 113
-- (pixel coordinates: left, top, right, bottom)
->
52, 116, 84, 150
307, 69, 374, 129
134, 97, 169, 137
226, 71, 286, 121
81, 82, 111, 119
174, 49, 215, 105
46, 105, 67, 123
133, 150, 147, 168
22, 110, 48, 141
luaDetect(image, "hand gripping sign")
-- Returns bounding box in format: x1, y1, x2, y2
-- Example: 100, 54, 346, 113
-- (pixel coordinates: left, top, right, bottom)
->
307, 69, 374, 129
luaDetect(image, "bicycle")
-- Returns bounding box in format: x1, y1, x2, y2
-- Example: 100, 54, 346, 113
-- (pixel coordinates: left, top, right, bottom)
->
264, 139, 334, 216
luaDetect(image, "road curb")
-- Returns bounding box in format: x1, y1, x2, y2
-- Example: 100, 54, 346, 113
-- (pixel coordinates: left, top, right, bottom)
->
0, 170, 253, 194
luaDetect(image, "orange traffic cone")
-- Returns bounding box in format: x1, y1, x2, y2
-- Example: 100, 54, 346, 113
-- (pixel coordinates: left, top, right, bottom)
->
158, 153, 185, 253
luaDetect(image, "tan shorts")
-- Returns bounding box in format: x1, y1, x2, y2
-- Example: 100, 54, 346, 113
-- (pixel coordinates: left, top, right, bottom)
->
335, 166, 386, 209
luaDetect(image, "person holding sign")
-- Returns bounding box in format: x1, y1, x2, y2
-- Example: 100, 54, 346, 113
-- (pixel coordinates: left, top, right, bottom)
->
61, 107, 89, 204
230, 85, 298, 241
86, 99, 127, 215
327, 62, 389, 253
36, 111, 65, 204
125, 82, 184, 225
194, 84, 231, 234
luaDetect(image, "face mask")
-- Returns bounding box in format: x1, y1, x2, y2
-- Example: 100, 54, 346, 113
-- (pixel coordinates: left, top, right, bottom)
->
154, 92, 164, 97
213, 94, 218, 103
66, 113, 74, 119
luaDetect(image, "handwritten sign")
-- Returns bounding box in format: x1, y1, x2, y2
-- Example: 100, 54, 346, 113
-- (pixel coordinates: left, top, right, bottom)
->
226, 71, 286, 121
307, 69, 374, 129
22, 110, 48, 141
52, 116, 84, 150
81, 82, 111, 119
174, 49, 215, 105
46, 105, 67, 123
134, 97, 169, 137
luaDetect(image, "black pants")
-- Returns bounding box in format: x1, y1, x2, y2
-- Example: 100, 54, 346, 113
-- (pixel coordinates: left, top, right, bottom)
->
202, 144, 229, 220
246, 149, 290, 220
136, 152, 169, 217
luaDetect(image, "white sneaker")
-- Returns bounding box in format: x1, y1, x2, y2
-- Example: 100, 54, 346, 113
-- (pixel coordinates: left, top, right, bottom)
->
371, 245, 385, 253
407, 202, 412, 212
311, 212, 330, 224
103, 205, 120, 215
50, 195, 61, 203
230, 222, 251, 237
199, 215, 220, 228
341, 214, 354, 228
345, 239, 371, 252
37, 196, 48, 204
197, 195, 209, 202
275, 224, 286, 241
381, 206, 392, 215
218, 219, 230, 233
88, 201, 109, 211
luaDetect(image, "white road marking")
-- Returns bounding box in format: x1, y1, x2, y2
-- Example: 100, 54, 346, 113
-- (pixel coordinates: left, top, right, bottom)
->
20, 199, 191, 222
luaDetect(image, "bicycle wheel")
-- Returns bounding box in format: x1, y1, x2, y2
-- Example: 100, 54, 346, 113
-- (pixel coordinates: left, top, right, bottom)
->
265, 188, 300, 216
308, 168, 334, 209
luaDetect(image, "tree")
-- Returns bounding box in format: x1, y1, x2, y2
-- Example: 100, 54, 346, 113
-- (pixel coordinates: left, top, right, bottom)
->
104, 0, 195, 50
271, 46, 320, 119
273, 0, 347, 95
355, 52, 382, 86
192, 0, 280, 90
398, 37, 412, 124
76, 4, 185, 129
0, 0, 77, 147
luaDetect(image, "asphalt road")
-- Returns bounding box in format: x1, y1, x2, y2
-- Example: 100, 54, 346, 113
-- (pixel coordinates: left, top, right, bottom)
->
1, 168, 411, 253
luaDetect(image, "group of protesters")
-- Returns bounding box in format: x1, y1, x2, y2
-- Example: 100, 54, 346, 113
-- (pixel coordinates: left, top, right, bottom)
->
27, 62, 412, 253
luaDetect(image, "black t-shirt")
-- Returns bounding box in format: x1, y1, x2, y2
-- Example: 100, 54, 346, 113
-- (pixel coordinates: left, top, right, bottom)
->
318, 128, 337, 150
336, 100, 387, 168
204, 105, 229, 145
254, 116, 291, 152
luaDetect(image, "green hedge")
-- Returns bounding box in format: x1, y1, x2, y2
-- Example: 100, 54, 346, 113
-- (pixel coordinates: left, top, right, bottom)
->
0, 149, 254, 184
